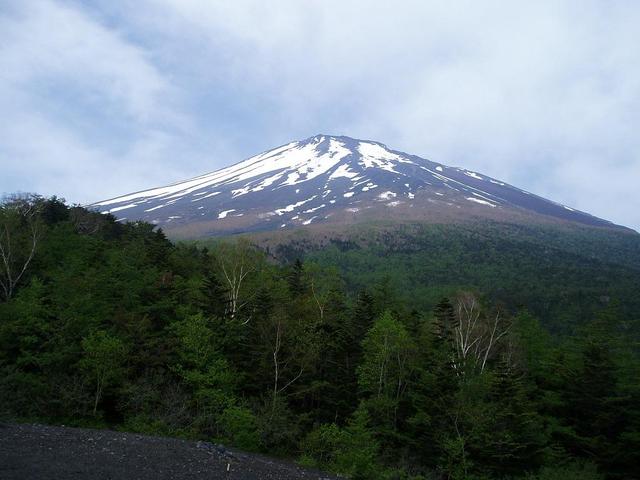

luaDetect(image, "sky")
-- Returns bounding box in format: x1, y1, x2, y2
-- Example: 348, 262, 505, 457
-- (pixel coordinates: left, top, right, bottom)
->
1, 0, 639, 230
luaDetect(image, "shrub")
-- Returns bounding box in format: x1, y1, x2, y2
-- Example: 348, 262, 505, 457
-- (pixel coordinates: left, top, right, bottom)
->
217, 406, 261, 451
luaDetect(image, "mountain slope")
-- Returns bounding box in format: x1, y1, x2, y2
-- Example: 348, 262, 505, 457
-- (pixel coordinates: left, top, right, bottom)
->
245, 221, 640, 330
92, 135, 626, 237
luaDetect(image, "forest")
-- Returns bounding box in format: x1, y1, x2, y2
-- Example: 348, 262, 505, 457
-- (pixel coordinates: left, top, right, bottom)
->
260, 221, 640, 334
1, 195, 639, 480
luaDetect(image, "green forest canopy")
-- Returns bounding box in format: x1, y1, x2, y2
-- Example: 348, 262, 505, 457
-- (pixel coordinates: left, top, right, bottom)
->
1, 195, 639, 479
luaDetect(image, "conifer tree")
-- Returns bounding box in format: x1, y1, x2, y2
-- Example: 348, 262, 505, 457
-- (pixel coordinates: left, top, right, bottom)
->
476, 358, 547, 475
433, 297, 456, 342
561, 338, 625, 472
352, 290, 375, 344
408, 306, 460, 468
287, 258, 306, 296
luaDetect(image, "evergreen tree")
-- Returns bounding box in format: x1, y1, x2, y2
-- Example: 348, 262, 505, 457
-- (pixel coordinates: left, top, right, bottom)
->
310, 286, 356, 423
201, 248, 229, 317
352, 290, 375, 344
333, 405, 381, 479
408, 304, 460, 469
433, 297, 456, 342
475, 358, 547, 475
560, 338, 626, 474
287, 258, 306, 296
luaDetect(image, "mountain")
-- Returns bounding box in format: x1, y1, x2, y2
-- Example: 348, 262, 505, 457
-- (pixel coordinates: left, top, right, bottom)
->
92, 135, 626, 237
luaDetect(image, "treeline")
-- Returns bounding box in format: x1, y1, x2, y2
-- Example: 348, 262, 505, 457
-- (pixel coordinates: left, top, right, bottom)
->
270, 222, 640, 334
0, 195, 638, 479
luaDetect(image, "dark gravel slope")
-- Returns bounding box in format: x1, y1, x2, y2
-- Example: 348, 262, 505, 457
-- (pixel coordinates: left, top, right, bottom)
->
0, 424, 338, 479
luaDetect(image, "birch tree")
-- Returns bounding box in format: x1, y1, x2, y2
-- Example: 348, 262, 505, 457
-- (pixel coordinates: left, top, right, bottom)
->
213, 238, 263, 322
259, 307, 321, 413
357, 311, 414, 428
303, 262, 341, 322
452, 292, 510, 375
0, 194, 43, 301
80, 330, 127, 416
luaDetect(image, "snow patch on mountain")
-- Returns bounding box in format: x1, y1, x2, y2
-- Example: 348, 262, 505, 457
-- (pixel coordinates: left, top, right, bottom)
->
275, 197, 316, 216
464, 171, 483, 180
378, 191, 397, 200
466, 197, 496, 207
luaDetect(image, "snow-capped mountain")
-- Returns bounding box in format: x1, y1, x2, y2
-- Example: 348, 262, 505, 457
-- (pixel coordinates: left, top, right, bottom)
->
92, 135, 620, 237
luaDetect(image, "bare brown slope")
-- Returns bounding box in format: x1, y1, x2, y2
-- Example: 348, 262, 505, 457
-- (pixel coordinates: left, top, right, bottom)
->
163, 188, 625, 240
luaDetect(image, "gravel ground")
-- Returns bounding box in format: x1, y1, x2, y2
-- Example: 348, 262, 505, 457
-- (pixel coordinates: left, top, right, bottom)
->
0, 423, 339, 479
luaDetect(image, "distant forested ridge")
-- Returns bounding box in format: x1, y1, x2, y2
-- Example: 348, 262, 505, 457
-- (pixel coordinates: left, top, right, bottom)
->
252, 221, 640, 335
1, 195, 639, 479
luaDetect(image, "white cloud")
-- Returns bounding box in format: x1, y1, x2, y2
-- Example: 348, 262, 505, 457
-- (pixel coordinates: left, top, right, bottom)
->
0, 0, 201, 202
0, 1, 173, 124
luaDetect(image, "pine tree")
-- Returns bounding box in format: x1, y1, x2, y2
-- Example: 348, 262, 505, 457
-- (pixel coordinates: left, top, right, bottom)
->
561, 338, 626, 473
312, 286, 357, 423
475, 358, 547, 475
352, 290, 375, 344
201, 249, 229, 318
433, 297, 456, 342
407, 317, 459, 468
333, 404, 381, 479
287, 259, 306, 296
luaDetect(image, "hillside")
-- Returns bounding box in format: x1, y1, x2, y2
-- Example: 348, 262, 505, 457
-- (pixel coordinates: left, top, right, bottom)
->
246, 220, 640, 331
1, 197, 639, 479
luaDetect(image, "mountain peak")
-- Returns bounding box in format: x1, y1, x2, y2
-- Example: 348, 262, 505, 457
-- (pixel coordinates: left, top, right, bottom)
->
91, 135, 621, 237
301, 134, 389, 148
